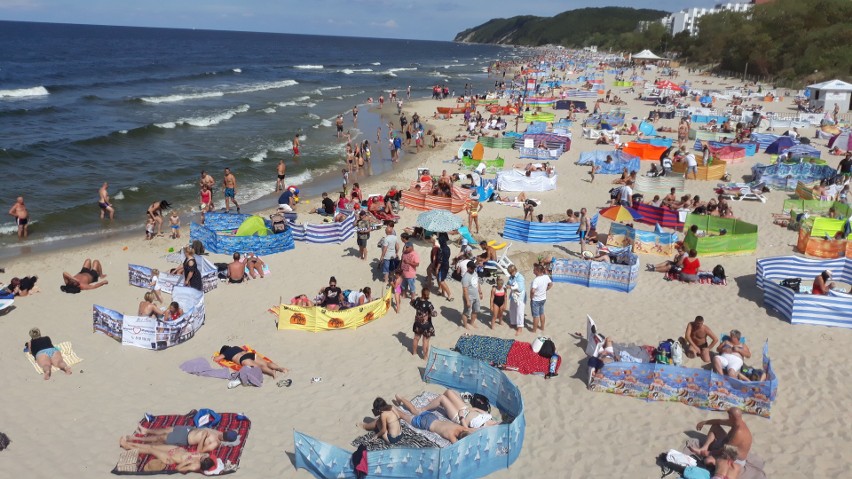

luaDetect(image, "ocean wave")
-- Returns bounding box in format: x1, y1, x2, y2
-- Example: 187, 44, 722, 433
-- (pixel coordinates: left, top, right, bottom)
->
0, 105, 59, 117
0, 220, 38, 236
294, 95, 311, 102
371, 62, 381, 65
232, 68, 242, 73
294, 65, 323, 69
261, 107, 276, 114
384, 72, 397, 78
249, 149, 267, 163
388, 67, 417, 73
0, 86, 49, 98
139, 80, 298, 103
304, 102, 317, 108
307, 113, 320, 120
127, 186, 139, 192
0, 147, 32, 159
339, 68, 373, 74
321, 86, 342, 91
154, 104, 250, 128
113, 191, 125, 200
275, 101, 296, 107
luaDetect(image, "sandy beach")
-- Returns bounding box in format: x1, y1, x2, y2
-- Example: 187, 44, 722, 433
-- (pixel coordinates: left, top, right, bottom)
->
2, 62, 851, 479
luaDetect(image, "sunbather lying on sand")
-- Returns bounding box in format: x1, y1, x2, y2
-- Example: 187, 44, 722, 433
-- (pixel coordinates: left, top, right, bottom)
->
394, 389, 499, 430
214, 345, 289, 378
125, 426, 238, 453
119, 436, 216, 474
61, 258, 108, 292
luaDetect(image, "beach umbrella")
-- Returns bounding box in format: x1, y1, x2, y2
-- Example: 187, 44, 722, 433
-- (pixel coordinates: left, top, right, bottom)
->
655, 80, 681, 91
416, 209, 462, 232
599, 205, 643, 222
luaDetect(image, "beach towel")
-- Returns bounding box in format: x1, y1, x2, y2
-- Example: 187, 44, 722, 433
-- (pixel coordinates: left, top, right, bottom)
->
454, 335, 514, 366
504, 341, 562, 375
213, 346, 274, 371
112, 411, 250, 475
351, 422, 440, 451
180, 358, 264, 387
24, 341, 82, 375
495, 198, 541, 208
665, 271, 727, 285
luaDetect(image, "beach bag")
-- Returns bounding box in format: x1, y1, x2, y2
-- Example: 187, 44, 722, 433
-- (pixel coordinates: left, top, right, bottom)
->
671, 340, 684, 366
655, 340, 673, 364
270, 213, 288, 234
193, 409, 221, 428
351, 445, 368, 479
780, 277, 801, 292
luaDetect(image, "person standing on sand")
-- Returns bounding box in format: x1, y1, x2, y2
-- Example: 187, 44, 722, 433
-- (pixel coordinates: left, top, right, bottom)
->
506, 265, 526, 335
276, 160, 287, 192
200, 170, 215, 210
222, 167, 240, 213
8, 196, 29, 239
98, 182, 115, 220
529, 263, 552, 335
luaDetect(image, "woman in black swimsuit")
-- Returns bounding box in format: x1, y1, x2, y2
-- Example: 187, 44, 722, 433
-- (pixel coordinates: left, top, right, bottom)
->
182, 247, 204, 291
490, 277, 508, 328
213, 345, 289, 378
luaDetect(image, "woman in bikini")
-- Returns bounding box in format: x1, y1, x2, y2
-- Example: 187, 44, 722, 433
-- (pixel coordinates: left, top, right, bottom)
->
357, 398, 403, 444
213, 345, 289, 379
490, 277, 508, 329
396, 389, 498, 430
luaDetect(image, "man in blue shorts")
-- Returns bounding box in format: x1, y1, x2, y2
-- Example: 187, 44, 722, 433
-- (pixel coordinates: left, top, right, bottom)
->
222, 168, 240, 213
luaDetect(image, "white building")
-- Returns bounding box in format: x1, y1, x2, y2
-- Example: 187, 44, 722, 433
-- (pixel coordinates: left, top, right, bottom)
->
664, 1, 753, 36
807, 79, 852, 115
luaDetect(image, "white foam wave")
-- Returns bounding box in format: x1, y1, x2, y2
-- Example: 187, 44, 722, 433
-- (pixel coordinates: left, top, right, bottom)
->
371, 62, 381, 65
154, 104, 250, 128
294, 65, 324, 69
307, 113, 320, 120
294, 96, 310, 102
127, 186, 139, 192
141, 80, 298, 103
388, 67, 417, 72
113, 191, 125, 200
334, 96, 343, 100
261, 107, 276, 114
340, 68, 373, 74
286, 169, 313, 185
276, 101, 296, 107
313, 89, 323, 95
0, 220, 37, 235
320, 119, 332, 127
249, 149, 268, 162
321, 86, 342, 91
119, 129, 128, 134
304, 102, 317, 107
386, 72, 397, 77
271, 140, 294, 153
173, 183, 195, 189
0, 86, 50, 98
232, 68, 242, 73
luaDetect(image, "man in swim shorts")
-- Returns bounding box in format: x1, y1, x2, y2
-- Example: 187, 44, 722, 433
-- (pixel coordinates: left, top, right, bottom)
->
683, 315, 718, 363
276, 160, 287, 192
98, 182, 115, 220
397, 409, 472, 444
689, 407, 753, 469
61, 258, 109, 292
222, 167, 240, 213
8, 196, 29, 239
293, 134, 300, 157
713, 329, 750, 377
119, 436, 217, 474
336, 115, 344, 138
227, 253, 247, 284
125, 426, 238, 453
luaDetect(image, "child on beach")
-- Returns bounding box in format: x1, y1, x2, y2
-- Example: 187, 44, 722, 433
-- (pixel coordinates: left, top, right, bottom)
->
589, 164, 599, 183
342, 169, 350, 195
150, 269, 163, 304
145, 218, 155, 240
391, 270, 403, 314
169, 211, 181, 239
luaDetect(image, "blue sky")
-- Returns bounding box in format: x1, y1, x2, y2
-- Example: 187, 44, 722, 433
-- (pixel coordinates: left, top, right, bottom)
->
0, 0, 718, 40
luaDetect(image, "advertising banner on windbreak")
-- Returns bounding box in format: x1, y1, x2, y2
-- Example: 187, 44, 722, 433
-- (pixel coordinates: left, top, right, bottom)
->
526, 78, 536, 91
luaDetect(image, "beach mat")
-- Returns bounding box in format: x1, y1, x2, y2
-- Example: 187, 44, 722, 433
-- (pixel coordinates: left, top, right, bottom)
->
112, 411, 250, 475
454, 335, 514, 366
504, 341, 561, 375
665, 271, 727, 285
351, 422, 440, 451
24, 341, 82, 375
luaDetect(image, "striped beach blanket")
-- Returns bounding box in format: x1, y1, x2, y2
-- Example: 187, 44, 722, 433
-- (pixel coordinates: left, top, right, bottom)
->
24, 341, 82, 375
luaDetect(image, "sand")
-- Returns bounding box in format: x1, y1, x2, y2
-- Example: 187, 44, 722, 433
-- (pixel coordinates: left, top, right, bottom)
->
1, 65, 850, 479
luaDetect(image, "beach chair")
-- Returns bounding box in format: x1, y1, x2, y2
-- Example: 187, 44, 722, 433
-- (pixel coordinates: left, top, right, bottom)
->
582, 128, 601, 140
491, 242, 514, 276
716, 181, 767, 203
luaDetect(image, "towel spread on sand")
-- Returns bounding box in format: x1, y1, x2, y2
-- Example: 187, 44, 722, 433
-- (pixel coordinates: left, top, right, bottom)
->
665, 270, 727, 285
495, 198, 541, 208
24, 341, 83, 375
181, 357, 263, 387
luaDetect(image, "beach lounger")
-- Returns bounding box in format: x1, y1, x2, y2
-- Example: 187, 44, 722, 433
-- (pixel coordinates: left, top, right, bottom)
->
716, 181, 767, 203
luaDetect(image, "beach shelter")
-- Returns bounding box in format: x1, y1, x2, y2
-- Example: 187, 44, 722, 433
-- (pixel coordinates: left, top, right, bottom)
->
765, 136, 796, 155
471, 142, 485, 161
458, 139, 477, 159
632, 49, 663, 62
638, 121, 657, 137
235, 215, 269, 236
655, 80, 681, 91
807, 79, 852, 114
621, 142, 668, 161
829, 131, 852, 151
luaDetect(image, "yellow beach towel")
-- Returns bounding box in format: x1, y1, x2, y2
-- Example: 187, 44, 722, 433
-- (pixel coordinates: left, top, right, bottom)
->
25, 341, 83, 375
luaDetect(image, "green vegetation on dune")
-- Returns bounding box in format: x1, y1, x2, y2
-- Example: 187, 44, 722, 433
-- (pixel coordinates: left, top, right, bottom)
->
453, 7, 668, 46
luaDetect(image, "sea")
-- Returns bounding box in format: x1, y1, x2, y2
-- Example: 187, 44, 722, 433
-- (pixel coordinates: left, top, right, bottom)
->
0, 21, 515, 257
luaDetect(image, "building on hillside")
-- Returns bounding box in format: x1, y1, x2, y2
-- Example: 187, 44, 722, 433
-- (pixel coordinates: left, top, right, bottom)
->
807, 79, 852, 115
663, 1, 754, 36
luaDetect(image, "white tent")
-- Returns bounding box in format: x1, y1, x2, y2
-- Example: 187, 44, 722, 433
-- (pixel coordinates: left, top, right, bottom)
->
632, 49, 663, 60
